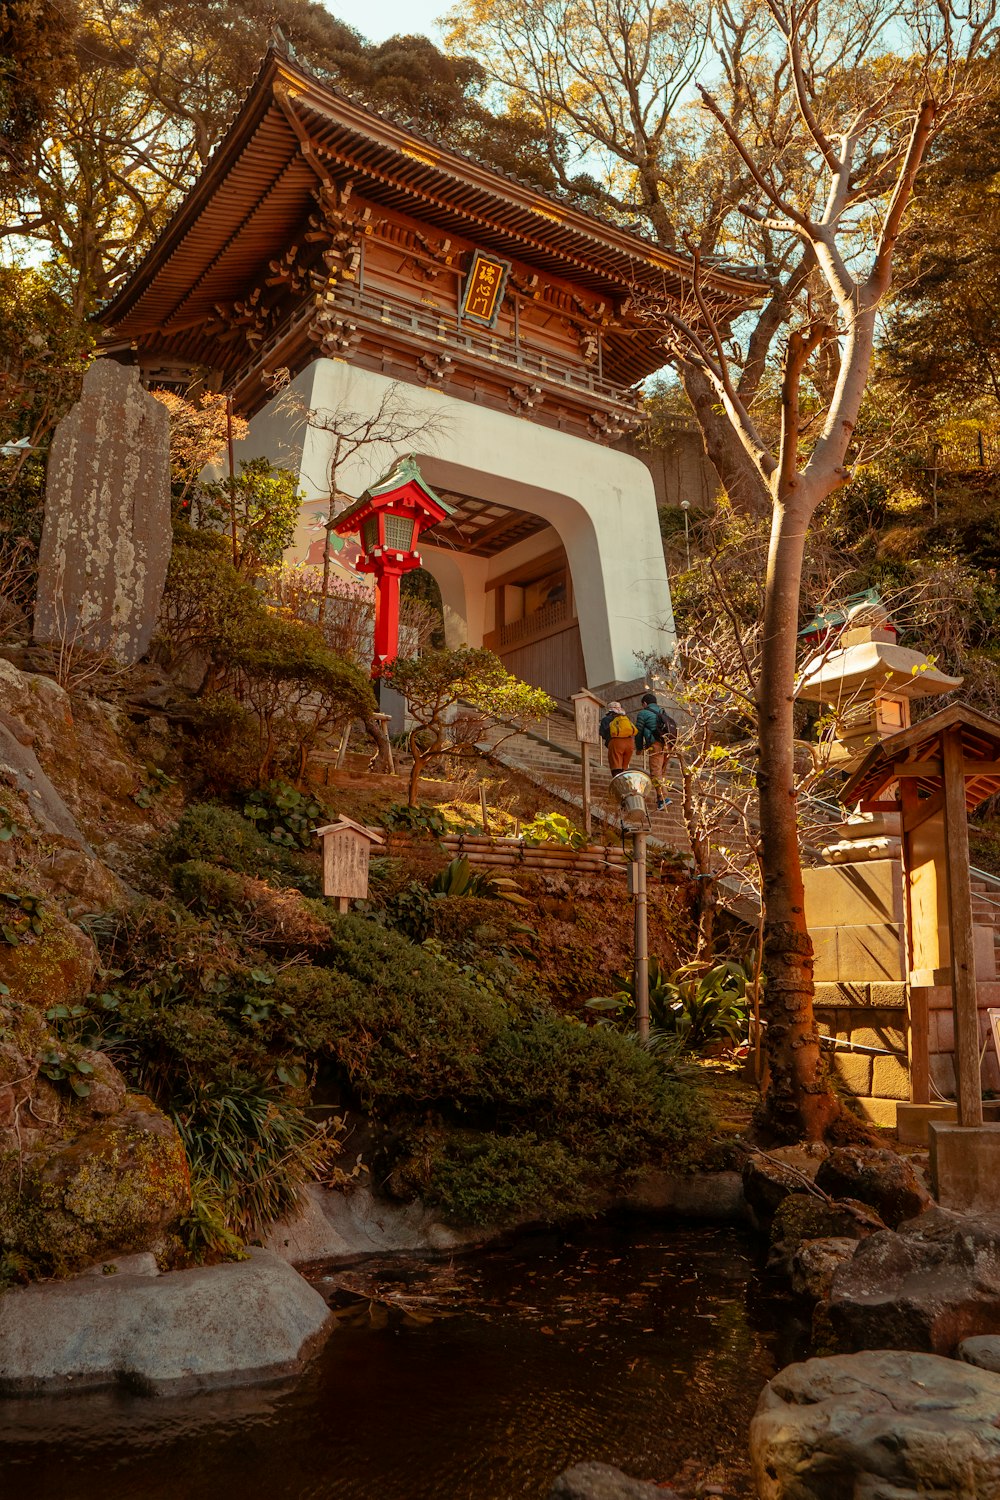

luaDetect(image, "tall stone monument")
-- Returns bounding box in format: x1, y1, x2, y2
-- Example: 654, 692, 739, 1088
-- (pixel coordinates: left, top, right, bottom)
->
33, 360, 172, 664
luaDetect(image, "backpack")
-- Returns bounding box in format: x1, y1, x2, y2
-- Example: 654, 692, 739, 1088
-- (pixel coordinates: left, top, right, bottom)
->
608, 714, 636, 739
652, 706, 677, 746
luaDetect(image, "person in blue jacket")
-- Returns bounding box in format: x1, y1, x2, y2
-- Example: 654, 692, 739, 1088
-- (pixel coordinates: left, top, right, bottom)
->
634, 692, 676, 810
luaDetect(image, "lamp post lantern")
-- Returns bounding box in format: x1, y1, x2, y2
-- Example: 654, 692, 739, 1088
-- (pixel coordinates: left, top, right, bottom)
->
679, 498, 691, 572
609, 769, 654, 1042
332, 457, 453, 677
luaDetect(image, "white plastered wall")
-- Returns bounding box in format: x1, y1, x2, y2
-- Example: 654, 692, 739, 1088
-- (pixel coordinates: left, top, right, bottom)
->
238, 360, 676, 686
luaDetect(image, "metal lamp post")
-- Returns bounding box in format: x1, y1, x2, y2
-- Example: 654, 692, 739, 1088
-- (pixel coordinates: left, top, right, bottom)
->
609, 769, 653, 1042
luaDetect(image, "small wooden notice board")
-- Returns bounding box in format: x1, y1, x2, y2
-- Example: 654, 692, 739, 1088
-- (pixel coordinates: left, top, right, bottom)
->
315, 816, 385, 913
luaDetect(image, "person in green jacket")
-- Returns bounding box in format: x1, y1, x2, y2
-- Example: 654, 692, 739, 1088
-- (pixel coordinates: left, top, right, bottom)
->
634, 692, 676, 811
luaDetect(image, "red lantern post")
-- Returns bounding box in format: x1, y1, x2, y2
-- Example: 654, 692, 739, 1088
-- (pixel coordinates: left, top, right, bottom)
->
332, 457, 452, 676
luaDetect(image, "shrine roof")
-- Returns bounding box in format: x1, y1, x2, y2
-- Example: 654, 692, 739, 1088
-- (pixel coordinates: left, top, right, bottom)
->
99, 48, 764, 346
841, 702, 1000, 814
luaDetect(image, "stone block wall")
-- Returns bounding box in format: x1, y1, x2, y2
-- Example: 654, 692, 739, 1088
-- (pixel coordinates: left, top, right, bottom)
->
813, 980, 909, 1125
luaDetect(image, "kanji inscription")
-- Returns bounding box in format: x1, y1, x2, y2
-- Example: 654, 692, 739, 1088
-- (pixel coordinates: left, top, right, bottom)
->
461, 251, 510, 328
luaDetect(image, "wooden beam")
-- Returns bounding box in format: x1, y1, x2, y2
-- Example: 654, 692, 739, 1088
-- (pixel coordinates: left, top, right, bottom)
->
893, 761, 942, 777
941, 726, 983, 1127
964, 760, 1000, 776
859, 798, 900, 813
902, 789, 944, 834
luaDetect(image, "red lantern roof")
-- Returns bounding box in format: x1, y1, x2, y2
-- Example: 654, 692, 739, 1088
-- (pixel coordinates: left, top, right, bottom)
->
332, 456, 453, 537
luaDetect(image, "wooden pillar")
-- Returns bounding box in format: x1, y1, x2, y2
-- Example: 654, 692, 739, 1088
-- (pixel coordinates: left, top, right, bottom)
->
581, 742, 592, 836
900, 779, 929, 1104
940, 727, 983, 1126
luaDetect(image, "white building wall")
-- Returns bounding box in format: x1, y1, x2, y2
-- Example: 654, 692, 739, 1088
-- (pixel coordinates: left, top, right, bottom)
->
238, 360, 676, 687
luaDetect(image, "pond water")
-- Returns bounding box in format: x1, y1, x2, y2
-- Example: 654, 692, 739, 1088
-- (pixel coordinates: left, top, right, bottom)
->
0, 1224, 799, 1499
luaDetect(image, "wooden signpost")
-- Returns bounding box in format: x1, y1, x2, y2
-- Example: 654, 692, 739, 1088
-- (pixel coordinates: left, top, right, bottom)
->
315, 816, 385, 913
572, 689, 604, 836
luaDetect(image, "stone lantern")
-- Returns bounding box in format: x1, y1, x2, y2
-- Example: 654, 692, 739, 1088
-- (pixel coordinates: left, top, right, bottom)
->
332, 456, 453, 676
798, 591, 962, 763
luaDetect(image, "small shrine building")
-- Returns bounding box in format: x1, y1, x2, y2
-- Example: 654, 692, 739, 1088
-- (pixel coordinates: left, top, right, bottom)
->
98, 47, 760, 699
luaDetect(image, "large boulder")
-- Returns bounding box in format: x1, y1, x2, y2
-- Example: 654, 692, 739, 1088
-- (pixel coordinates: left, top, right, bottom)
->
1, 1086, 190, 1276
548, 1462, 678, 1499
814, 1146, 930, 1228
742, 1143, 829, 1225
0, 1249, 331, 1394
959, 1335, 1000, 1374
825, 1207, 1000, 1355
751, 1349, 1000, 1499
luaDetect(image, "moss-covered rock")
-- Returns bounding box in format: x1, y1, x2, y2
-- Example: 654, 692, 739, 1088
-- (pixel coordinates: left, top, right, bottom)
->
770, 1192, 885, 1251
0, 900, 98, 1008
0, 1094, 190, 1276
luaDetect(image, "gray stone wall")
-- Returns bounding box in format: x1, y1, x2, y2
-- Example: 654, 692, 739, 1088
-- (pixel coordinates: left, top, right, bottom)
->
34, 360, 171, 665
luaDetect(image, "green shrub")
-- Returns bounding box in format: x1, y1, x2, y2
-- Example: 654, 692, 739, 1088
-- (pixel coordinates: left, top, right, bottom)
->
481, 1020, 711, 1172
162, 804, 278, 874
588, 959, 750, 1053
384, 880, 436, 942
160, 804, 318, 893
242, 781, 333, 850
310, 916, 508, 1107
396, 1129, 593, 1226
171, 860, 247, 913
306, 915, 712, 1225
184, 693, 262, 795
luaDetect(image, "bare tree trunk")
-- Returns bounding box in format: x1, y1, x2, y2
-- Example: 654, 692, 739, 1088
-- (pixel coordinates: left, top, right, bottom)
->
363, 709, 393, 774
755, 489, 839, 1139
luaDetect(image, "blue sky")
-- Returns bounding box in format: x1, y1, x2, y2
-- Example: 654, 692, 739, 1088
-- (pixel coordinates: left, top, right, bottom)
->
325, 0, 447, 44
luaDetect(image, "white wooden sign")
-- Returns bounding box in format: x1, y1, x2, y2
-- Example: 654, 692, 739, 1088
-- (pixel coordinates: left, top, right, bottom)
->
315, 817, 384, 912
571, 689, 603, 746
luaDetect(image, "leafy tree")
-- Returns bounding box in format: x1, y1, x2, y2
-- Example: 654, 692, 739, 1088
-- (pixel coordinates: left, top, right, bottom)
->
884, 60, 1000, 409
157, 526, 378, 784
384, 647, 554, 804
1, 0, 557, 309
153, 390, 248, 510
0, 0, 80, 196
453, 0, 999, 1139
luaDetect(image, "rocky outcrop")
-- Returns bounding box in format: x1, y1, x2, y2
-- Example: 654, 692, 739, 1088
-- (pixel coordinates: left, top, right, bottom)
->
0, 656, 176, 878
548, 1462, 679, 1499
814, 1145, 930, 1228
0, 1249, 331, 1394
824, 1207, 1000, 1355
751, 1349, 1000, 1499
767, 1191, 883, 1281
0, 898, 98, 1006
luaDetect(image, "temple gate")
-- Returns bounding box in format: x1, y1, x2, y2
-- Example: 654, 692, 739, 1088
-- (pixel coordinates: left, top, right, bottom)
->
98, 46, 760, 699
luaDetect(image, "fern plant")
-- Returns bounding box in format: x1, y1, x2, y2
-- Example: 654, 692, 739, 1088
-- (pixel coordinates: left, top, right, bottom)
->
588, 958, 750, 1053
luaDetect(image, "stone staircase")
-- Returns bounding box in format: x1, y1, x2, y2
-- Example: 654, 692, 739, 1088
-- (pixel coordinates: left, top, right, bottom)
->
486, 708, 689, 849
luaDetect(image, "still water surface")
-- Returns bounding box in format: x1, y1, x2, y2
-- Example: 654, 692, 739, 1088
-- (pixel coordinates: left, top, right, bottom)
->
0, 1225, 795, 1499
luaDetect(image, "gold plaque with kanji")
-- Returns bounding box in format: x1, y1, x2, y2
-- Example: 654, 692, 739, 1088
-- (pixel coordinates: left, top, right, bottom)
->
461, 251, 510, 328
